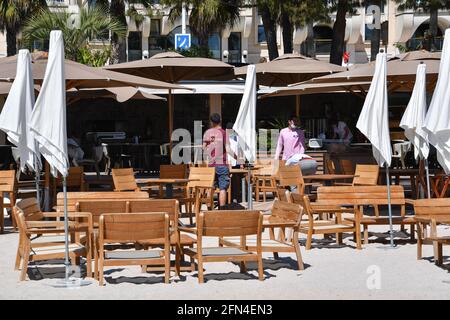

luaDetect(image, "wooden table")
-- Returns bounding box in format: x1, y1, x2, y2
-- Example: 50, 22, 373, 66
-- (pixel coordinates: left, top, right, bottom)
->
230, 166, 264, 203
303, 174, 355, 186
136, 178, 199, 198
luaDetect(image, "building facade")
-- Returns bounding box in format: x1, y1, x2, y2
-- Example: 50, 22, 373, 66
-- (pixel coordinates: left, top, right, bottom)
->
0, 0, 449, 63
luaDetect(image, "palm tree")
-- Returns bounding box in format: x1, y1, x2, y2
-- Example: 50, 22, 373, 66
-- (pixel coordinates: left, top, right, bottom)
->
395, 0, 450, 51
22, 6, 126, 64
328, 0, 362, 65
0, 0, 47, 56
95, 0, 154, 63
163, 0, 241, 53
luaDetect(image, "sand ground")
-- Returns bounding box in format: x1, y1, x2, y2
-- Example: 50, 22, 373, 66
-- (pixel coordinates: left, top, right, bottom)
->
1, 208, 449, 300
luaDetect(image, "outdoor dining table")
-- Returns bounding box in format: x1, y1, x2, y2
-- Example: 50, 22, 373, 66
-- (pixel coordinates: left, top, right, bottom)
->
303, 174, 355, 186
136, 178, 199, 198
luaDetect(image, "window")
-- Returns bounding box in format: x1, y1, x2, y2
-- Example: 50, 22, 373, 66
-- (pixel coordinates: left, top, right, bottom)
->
258, 25, 266, 43
128, 31, 142, 61
313, 26, 333, 54
149, 19, 166, 57
228, 32, 241, 63
208, 33, 221, 60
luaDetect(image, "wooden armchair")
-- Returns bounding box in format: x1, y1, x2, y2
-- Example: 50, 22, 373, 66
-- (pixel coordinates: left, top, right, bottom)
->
177, 167, 215, 225
128, 199, 195, 273
0, 169, 16, 233
254, 160, 283, 202
181, 210, 264, 284
97, 213, 171, 286
296, 194, 358, 250
13, 199, 92, 281
220, 200, 304, 270
111, 168, 140, 192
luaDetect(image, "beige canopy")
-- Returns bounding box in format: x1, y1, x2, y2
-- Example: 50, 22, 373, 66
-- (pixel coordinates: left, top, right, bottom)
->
105, 51, 235, 82
307, 50, 441, 92
66, 87, 166, 104
0, 52, 186, 91
260, 81, 372, 99
104, 52, 235, 150
235, 54, 345, 86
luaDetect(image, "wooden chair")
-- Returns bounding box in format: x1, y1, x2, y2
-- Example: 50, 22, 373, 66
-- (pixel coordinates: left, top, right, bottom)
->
353, 165, 379, 186
220, 200, 304, 270
254, 160, 284, 202
97, 213, 171, 286
76, 200, 128, 227
409, 199, 450, 265
144, 164, 187, 198
56, 191, 149, 212
277, 165, 319, 195
55, 166, 86, 191
339, 159, 354, 175
276, 188, 290, 202
127, 199, 196, 273
325, 159, 336, 174
180, 210, 264, 284
297, 194, 358, 250
178, 167, 215, 225
316, 185, 414, 246
14, 201, 91, 281
0, 169, 16, 233
111, 168, 140, 192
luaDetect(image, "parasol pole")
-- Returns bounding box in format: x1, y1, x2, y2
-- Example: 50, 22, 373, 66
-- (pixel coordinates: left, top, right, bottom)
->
425, 159, 431, 198
62, 176, 70, 282
34, 158, 41, 209
385, 165, 395, 247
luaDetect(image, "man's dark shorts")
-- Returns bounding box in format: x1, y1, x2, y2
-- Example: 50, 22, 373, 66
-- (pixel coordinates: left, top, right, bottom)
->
214, 165, 230, 191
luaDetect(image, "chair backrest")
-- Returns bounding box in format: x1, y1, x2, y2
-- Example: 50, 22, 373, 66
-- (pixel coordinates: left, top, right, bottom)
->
286, 191, 303, 206
412, 199, 450, 220
0, 169, 16, 192
56, 167, 85, 189
160, 164, 187, 179
128, 199, 179, 224
276, 188, 290, 202
76, 200, 128, 224
56, 191, 149, 212
198, 210, 262, 237
339, 159, 354, 175
99, 213, 169, 243
112, 168, 139, 191
271, 199, 303, 227
187, 167, 215, 189
278, 165, 304, 193
353, 164, 379, 186
325, 159, 336, 174
13, 198, 43, 222
316, 185, 406, 207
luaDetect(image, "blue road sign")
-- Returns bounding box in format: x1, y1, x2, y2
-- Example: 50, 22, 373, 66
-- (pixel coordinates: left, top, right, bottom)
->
175, 33, 191, 50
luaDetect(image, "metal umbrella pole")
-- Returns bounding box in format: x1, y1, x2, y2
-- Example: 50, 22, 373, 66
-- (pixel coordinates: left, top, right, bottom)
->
34, 159, 41, 209
425, 159, 431, 198
247, 164, 253, 210
385, 165, 395, 247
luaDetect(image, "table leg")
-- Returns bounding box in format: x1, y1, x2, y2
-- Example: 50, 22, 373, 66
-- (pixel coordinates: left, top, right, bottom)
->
165, 183, 174, 199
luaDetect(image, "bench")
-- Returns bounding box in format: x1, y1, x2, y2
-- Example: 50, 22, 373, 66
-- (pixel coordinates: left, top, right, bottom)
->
316, 185, 415, 245
409, 199, 450, 266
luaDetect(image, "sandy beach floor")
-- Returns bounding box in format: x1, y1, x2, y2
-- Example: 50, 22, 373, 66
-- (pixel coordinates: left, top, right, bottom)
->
1, 213, 449, 300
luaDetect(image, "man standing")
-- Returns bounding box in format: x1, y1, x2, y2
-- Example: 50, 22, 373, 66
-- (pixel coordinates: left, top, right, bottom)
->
275, 115, 317, 175
203, 113, 230, 209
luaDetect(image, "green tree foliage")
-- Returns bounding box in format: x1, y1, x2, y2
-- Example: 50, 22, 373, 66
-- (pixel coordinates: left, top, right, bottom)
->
22, 6, 126, 65
395, 0, 450, 51
0, 0, 47, 56
162, 0, 241, 49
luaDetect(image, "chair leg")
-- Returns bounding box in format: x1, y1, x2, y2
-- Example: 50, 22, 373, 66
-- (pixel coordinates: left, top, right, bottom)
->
355, 223, 362, 250
175, 244, 181, 277
197, 258, 204, 284
435, 243, 443, 266
165, 246, 170, 284
14, 247, 21, 270
239, 261, 247, 273
306, 231, 313, 250
99, 259, 104, 286
257, 255, 264, 281
293, 234, 304, 270
363, 225, 369, 245
410, 224, 415, 241
20, 245, 30, 281
417, 223, 423, 260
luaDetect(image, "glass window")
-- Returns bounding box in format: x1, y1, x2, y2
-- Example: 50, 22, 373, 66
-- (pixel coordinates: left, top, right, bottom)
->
128, 31, 142, 61
208, 33, 221, 60
258, 25, 266, 43
228, 32, 241, 63
313, 26, 333, 54
150, 19, 161, 36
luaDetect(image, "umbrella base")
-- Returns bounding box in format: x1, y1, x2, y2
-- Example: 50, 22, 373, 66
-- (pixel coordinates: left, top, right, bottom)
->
49, 278, 92, 288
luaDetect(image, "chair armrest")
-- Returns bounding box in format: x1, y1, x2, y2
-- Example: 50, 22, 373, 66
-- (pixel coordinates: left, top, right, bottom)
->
405, 199, 415, 206
42, 212, 92, 219
334, 182, 352, 186
178, 226, 197, 235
